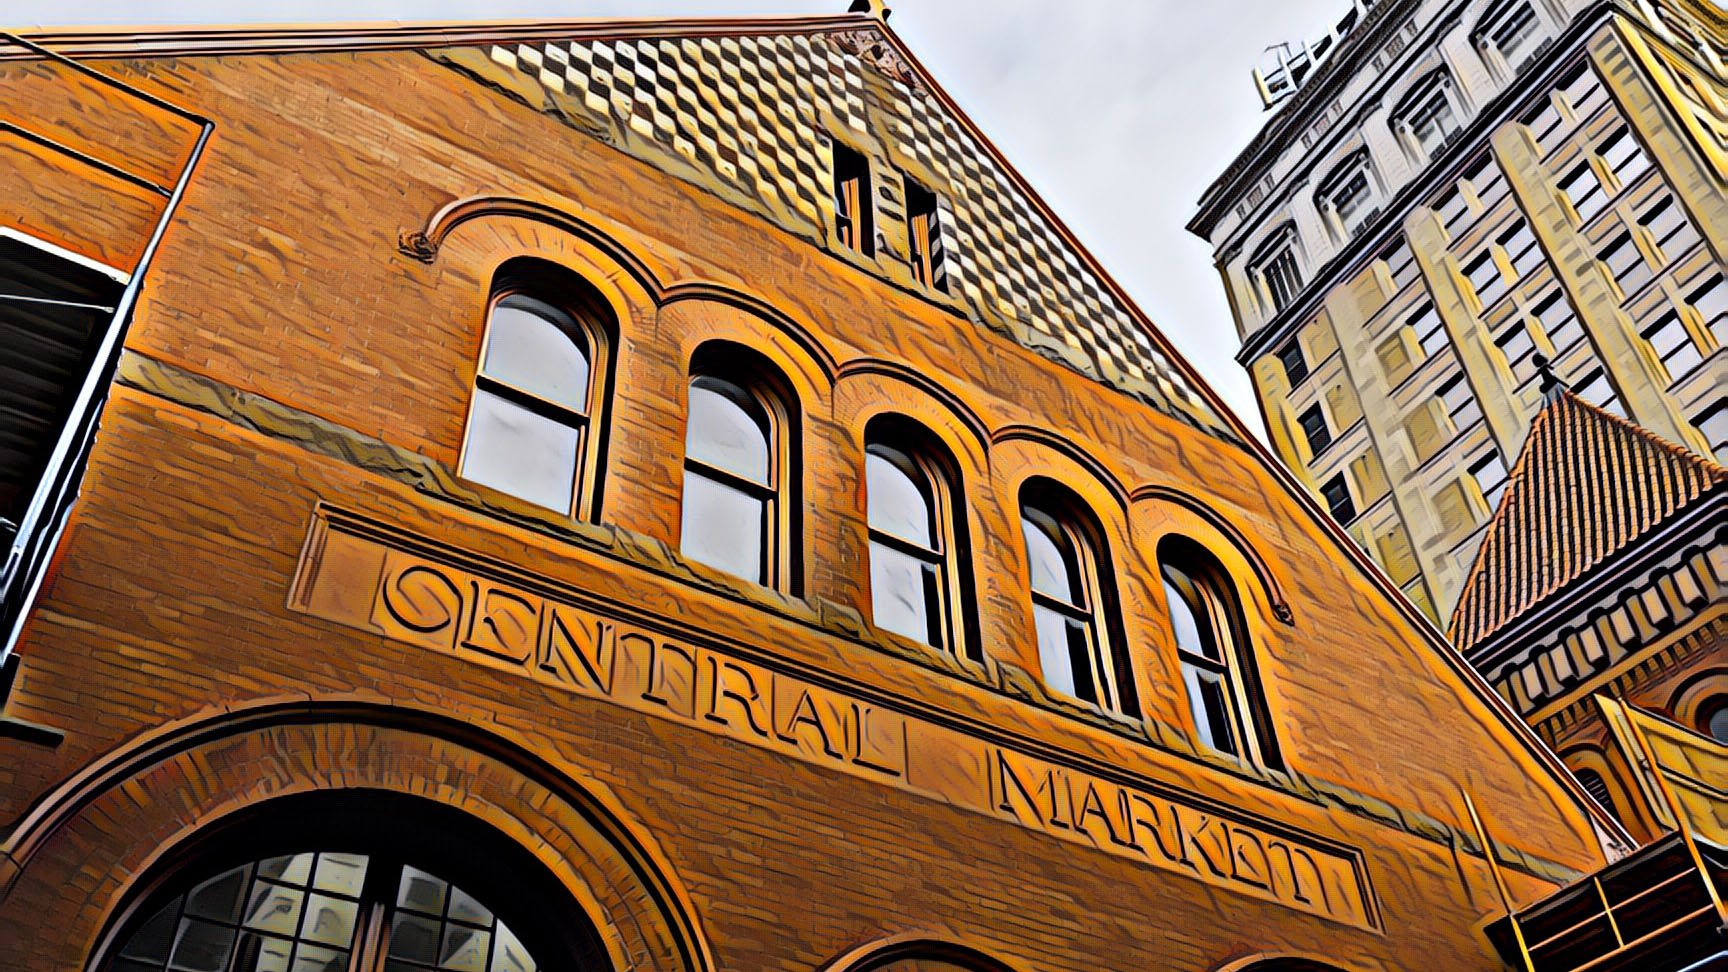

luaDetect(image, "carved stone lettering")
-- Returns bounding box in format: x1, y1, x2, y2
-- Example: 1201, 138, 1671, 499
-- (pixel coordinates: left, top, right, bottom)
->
292, 511, 1375, 931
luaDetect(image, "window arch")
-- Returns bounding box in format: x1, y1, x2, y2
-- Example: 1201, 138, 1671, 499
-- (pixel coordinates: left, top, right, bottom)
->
1314, 149, 1379, 239
1247, 223, 1304, 315
1160, 536, 1282, 768
460, 259, 615, 520
864, 417, 974, 658
1019, 480, 1132, 713
1390, 69, 1464, 162
681, 343, 799, 590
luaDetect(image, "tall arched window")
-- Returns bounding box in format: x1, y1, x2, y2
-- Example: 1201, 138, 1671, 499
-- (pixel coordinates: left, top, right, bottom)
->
864, 419, 971, 657
1161, 538, 1281, 768
1390, 70, 1464, 162
1315, 150, 1379, 240
681, 345, 796, 589
460, 261, 613, 520
1247, 223, 1304, 315
1020, 483, 1129, 712
1574, 768, 1620, 822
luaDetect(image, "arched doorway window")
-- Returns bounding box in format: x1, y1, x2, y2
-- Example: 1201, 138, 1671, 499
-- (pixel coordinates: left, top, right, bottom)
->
95, 792, 608, 972
107, 853, 538, 972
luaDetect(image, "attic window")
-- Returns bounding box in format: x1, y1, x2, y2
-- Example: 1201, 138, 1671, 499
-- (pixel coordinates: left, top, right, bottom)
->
903, 174, 944, 292
832, 141, 874, 256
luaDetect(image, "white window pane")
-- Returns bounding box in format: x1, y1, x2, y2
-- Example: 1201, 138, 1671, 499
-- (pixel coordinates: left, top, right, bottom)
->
1033, 604, 1079, 699
686, 381, 770, 484
1021, 514, 1075, 604
462, 390, 579, 512
483, 298, 590, 412
681, 471, 765, 583
866, 451, 933, 547
870, 540, 937, 646
1164, 578, 1217, 662
1183, 663, 1238, 756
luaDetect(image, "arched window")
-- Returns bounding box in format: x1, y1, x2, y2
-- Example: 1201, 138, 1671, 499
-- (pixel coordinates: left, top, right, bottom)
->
1574, 768, 1620, 821
864, 420, 972, 656
1247, 223, 1304, 315
1315, 149, 1379, 239
1019, 482, 1130, 712
1390, 70, 1463, 162
681, 345, 796, 589
1475, 0, 1542, 73
108, 853, 544, 972
98, 794, 604, 972
1161, 537, 1281, 768
460, 261, 613, 519
1699, 695, 1728, 744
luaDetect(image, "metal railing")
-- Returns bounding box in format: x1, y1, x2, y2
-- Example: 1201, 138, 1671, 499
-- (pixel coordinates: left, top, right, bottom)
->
0, 32, 213, 663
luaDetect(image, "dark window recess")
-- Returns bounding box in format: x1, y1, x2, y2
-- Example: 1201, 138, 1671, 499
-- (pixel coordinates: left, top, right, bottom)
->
1278, 342, 1310, 386
1298, 404, 1333, 456
0, 236, 123, 535
903, 175, 944, 291
1576, 768, 1617, 820
832, 141, 874, 256
1320, 473, 1357, 523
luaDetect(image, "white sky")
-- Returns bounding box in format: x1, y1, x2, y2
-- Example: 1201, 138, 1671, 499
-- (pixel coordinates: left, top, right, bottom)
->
7, 0, 1346, 436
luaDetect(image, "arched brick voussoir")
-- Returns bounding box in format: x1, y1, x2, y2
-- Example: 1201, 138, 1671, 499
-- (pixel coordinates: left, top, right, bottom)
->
0, 698, 715, 972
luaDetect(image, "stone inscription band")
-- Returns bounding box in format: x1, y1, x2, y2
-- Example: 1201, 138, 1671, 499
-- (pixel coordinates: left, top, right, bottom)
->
288, 508, 1379, 930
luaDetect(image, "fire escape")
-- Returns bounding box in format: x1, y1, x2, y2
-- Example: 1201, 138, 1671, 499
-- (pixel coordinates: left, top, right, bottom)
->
0, 33, 212, 730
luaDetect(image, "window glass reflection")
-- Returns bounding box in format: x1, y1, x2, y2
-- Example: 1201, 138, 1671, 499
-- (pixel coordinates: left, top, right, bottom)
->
108, 853, 540, 972
686, 379, 770, 484
681, 472, 766, 582
865, 451, 933, 546
462, 389, 581, 512
482, 296, 591, 413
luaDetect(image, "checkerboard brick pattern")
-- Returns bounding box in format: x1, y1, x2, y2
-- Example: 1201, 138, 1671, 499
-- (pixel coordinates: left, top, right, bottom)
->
473, 26, 1232, 439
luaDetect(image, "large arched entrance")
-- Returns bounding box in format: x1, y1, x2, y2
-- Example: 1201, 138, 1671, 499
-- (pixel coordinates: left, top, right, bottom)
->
96, 790, 604, 972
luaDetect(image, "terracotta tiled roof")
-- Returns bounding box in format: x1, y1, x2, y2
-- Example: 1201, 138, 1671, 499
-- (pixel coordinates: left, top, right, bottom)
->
1448, 393, 1726, 653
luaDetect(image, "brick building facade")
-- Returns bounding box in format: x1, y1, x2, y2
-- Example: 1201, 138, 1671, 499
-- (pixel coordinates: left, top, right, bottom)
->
0, 9, 1627, 971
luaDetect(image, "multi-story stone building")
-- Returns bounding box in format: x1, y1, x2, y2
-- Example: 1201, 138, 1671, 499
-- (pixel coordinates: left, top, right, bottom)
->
0, 6, 1630, 972
1189, 0, 1725, 622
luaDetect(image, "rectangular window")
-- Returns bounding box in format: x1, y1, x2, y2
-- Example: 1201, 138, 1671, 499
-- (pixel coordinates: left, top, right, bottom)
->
1320, 473, 1357, 524
1599, 128, 1652, 190
1298, 403, 1333, 457
1560, 164, 1607, 224
1469, 450, 1510, 510
903, 174, 943, 291
1496, 321, 1539, 385
1408, 302, 1449, 358
1598, 233, 1651, 297
1573, 368, 1624, 417
1522, 99, 1563, 152
1438, 375, 1483, 432
1695, 401, 1728, 464
832, 141, 874, 256
1435, 190, 1472, 237
1642, 311, 1703, 382
1465, 156, 1509, 209
1499, 220, 1543, 281
1561, 62, 1604, 118
1688, 275, 1726, 346
1278, 341, 1310, 387
1331, 171, 1375, 237
1639, 196, 1700, 264
1534, 291, 1583, 352
1382, 239, 1420, 292
1465, 250, 1506, 308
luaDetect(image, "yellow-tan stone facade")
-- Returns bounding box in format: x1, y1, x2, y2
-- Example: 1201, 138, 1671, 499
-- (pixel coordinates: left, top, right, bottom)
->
1192, 0, 1725, 623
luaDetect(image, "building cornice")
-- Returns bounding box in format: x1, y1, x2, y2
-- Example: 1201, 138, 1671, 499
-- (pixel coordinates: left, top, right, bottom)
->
1229, 2, 1635, 366
1189, 0, 1423, 240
